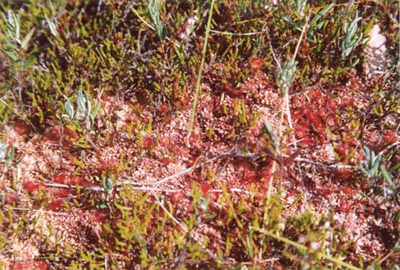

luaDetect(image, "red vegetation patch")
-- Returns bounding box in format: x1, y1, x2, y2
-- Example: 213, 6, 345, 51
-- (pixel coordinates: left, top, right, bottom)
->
11, 261, 48, 270
23, 180, 45, 194
41, 125, 79, 149
292, 87, 342, 147
143, 136, 154, 149
53, 174, 93, 187
47, 199, 65, 210
13, 120, 33, 136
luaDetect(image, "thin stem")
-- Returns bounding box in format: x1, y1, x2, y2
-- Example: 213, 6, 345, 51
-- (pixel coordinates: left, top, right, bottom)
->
253, 227, 362, 270
187, 0, 216, 142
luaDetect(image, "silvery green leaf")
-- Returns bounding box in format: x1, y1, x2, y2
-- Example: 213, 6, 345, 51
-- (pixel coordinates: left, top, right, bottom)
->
0, 143, 7, 161
102, 176, 113, 194
314, 21, 324, 31
64, 99, 75, 119
295, 0, 306, 16
91, 102, 100, 121
77, 89, 86, 111
24, 54, 36, 69
263, 118, 279, 151
358, 163, 369, 176
282, 15, 302, 31
380, 164, 394, 188
370, 150, 379, 165
86, 94, 92, 112
393, 240, 400, 252
278, 59, 297, 95
369, 155, 381, 176
20, 27, 35, 50
7, 10, 19, 41
348, 14, 361, 37
45, 14, 58, 36
342, 48, 351, 57
3, 50, 18, 61
198, 196, 209, 211
363, 146, 371, 161
309, 3, 333, 26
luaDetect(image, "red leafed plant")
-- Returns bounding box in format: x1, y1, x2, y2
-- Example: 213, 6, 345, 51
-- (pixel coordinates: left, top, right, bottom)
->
23, 180, 45, 194
336, 139, 357, 162
96, 157, 119, 175
53, 174, 92, 187
143, 136, 154, 149
47, 199, 65, 210
11, 261, 49, 270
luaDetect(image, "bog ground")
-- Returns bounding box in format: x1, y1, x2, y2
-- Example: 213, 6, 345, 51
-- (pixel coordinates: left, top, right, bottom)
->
0, 1, 399, 269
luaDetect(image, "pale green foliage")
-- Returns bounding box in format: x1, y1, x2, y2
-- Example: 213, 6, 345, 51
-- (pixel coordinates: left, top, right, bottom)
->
63, 89, 100, 130
277, 59, 297, 96
341, 10, 363, 60
359, 146, 398, 199
2, 10, 35, 51
148, 0, 165, 41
